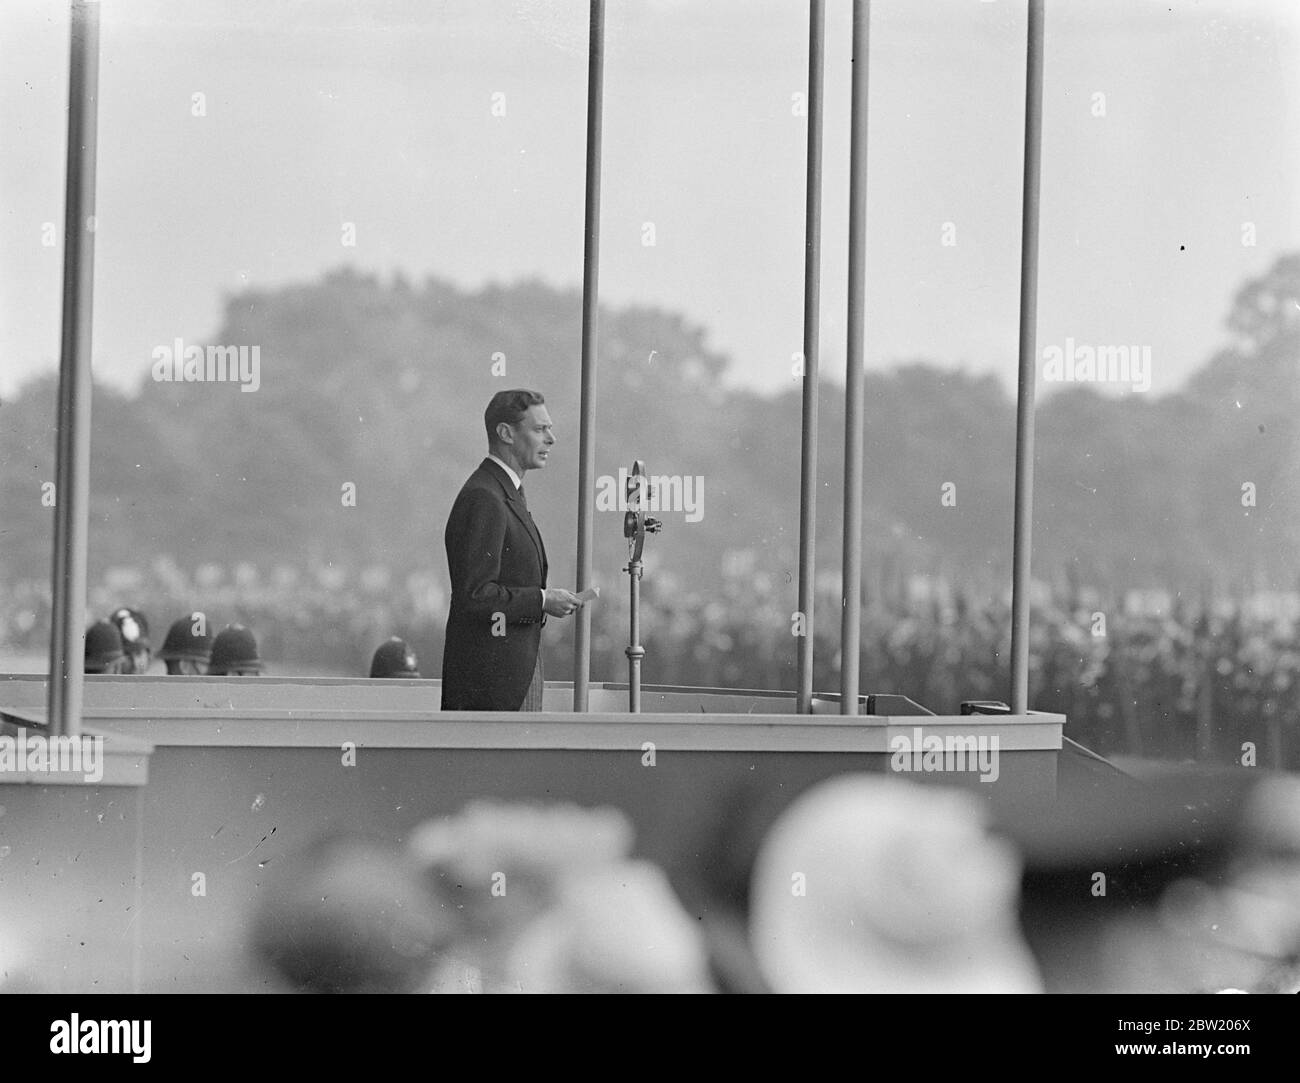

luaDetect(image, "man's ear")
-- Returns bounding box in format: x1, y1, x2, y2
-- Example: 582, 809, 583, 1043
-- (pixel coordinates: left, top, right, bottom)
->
496, 422, 514, 445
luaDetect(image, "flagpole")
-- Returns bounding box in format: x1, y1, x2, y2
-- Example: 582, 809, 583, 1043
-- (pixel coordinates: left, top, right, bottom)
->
795, 0, 826, 714
1009, 0, 1045, 714
48, 0, 102, 738
573, 0, 606, 712
839, 0, 870, 716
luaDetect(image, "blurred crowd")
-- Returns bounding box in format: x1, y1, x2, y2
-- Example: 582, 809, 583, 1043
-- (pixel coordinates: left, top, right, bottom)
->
243, 774, 1300, 994
3, 558, 1296, 767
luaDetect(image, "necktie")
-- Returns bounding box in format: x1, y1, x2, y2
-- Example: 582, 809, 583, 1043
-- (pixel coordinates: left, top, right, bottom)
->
517, 485, 528, 512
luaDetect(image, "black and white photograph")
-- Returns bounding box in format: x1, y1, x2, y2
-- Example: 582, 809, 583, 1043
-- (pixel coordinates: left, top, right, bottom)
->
0, 0, 1298, 1041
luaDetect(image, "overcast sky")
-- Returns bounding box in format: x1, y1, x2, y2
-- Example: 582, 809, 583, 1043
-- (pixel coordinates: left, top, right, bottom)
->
1, 0, 1297, 400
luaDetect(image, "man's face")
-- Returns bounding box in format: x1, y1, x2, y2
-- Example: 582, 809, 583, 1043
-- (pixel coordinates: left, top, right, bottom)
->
508, 405, 555, 471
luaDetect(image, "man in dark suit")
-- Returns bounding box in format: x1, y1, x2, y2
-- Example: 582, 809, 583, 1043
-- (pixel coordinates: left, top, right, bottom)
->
441, 389, 582, 710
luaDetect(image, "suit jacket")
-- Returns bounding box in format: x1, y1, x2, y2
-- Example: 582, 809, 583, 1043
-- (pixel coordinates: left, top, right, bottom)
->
441, 458, 548, 710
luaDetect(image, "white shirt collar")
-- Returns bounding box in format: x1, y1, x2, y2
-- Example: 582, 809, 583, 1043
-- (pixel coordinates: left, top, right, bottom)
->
487, 453, 523, 491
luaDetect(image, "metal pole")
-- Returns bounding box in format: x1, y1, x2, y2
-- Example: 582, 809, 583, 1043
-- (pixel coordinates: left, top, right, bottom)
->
1009, 0, 1045, 715
626, 561, 642, 712
839, 0, 869, 716
47, 0, 101, 738
796, 0, 826, 715
573, 0, 605, 712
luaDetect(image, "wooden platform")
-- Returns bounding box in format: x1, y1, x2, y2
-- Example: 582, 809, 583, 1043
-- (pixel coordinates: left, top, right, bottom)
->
0, 673, 1065, 992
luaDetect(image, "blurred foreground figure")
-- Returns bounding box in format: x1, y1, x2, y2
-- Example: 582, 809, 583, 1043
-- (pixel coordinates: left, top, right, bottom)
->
749, 775, 1042, 994
1102, 775, 1300, 993
1218, 776, 1300, 993
109, 607, 152, 673
1002, 763, 1300, 993
208, 624, 263, 676
505, 860, 713, 993
250, 835, 455, 993
158, 613, 213, 675
84, 620, 126, 674
409, 801, 713, 993
370, 636, 420, 678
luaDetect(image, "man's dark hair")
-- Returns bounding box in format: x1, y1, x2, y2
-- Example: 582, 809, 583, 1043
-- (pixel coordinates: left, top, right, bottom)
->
485, 389, 545, 443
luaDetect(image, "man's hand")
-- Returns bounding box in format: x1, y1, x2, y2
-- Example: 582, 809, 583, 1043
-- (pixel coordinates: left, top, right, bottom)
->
543, 588, 583, 618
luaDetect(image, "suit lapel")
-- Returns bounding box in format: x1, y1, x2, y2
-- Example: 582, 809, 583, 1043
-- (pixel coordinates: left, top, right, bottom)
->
510, 499, 545, 569
482, 459, 545, 568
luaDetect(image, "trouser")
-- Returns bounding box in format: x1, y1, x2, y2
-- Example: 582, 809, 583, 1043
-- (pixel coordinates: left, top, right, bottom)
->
519, 653, 544, 711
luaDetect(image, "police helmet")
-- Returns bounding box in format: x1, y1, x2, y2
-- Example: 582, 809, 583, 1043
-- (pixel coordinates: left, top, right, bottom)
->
110, 607, 150, 648
370, 637, 420, 678
209, 624, 265, 675
110, 607, 153, 673
84, 620, 125, 674
159, 613, 214, 663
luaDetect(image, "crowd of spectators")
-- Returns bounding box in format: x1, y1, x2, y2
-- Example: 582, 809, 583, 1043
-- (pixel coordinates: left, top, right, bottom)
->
1, 557, 1296, 767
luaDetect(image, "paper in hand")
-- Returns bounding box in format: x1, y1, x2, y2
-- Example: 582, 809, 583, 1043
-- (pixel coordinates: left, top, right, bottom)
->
577, 586, 600, 605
